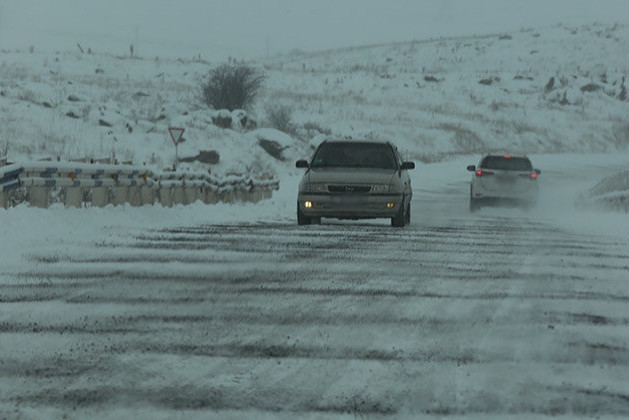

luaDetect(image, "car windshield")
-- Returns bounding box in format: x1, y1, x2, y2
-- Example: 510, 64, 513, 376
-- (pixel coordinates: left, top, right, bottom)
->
481, 156, 532, 171
311, 142, 398, 170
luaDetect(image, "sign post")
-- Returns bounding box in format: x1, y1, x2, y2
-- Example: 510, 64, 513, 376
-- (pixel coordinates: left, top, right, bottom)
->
168, 127, 185, 169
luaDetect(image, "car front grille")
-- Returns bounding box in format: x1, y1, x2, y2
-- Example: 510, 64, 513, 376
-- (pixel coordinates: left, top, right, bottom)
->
328, 185, 371, 193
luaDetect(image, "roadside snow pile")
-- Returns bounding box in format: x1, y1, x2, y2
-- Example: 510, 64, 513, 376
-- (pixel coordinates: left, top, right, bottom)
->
579, 169, 629, 212
0, 51, 310, 186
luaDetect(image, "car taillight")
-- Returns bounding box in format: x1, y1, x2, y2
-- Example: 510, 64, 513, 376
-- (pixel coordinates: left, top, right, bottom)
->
519, 173, 537, 179
475, 170, 494, 176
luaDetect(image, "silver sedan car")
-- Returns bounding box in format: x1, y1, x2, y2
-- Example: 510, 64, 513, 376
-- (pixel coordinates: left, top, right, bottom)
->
296, 140, 415, 227
467, 154, 541, 211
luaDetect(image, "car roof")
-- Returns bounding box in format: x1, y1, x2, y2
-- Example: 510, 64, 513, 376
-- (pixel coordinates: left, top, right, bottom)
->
320, 139, 396, 149
324, 139, 390, 144
481, 153, 530, 159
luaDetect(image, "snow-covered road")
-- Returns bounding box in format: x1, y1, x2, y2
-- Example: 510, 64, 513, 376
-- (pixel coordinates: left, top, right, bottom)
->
1, 154, 629, 419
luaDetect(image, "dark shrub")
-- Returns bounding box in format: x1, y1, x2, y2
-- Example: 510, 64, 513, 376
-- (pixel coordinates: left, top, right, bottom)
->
580, 83, 601, 92
258, 138, 288, 161
211, 110, 232, 129
201, 63, 266, 111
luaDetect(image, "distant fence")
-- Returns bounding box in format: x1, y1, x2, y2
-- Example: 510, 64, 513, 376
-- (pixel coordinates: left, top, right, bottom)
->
0, 161, 279, 209
579, 169, 629, 212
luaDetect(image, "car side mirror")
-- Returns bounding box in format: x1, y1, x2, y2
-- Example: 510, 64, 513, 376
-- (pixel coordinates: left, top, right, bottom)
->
296, 160, 309, 168
467, 165, 476, 172
400, 161, 415, 170
535, 169, 541, 175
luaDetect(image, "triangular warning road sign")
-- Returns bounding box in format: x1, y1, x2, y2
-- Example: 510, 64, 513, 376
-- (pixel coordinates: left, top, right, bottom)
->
168, 127, 185, 145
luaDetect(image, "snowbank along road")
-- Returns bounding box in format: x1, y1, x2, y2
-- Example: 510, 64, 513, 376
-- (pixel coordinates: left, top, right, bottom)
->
1, 155, 629, 419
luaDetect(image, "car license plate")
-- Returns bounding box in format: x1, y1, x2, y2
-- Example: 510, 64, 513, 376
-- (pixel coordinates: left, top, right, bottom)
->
331, 195, 362, 204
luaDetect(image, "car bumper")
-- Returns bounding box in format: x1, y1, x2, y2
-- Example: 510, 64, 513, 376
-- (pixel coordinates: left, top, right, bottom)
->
472, 185, 538, 202
474, 197, 537, 208
298, 193, 404, 219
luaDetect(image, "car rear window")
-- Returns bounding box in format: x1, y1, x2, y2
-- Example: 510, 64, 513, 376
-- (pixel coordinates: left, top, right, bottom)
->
481, 156, 532, 171
311, 142, 398, 170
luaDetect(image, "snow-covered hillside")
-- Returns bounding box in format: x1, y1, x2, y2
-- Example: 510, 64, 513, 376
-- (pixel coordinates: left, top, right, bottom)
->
263, 23, 629, 161
0, 23, 628, 174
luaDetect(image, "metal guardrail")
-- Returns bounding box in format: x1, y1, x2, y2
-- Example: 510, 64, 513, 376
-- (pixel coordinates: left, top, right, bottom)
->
0, 165, 22, 192
589, 170, 629, 197
0, 161, 279, 209
579, 169, 629, 212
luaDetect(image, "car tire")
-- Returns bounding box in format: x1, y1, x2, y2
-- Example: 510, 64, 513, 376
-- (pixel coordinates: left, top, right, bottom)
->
297, 203, 311, 225
391, 200, 407, 228
469, 187, 480, 212
469, 198, 480, 212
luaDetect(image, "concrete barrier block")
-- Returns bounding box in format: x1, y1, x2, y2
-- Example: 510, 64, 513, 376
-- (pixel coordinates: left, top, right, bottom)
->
159, 187, 173, 207
234, 189, 247, 203
220, 191, 234, 204
112, 186, 129, 206
172, 186, 185, 205
64, 187, 83, 208
129, 186, 143, 207
29, 187, 50, 208
206, 190, 219, 204
184, 186, 198, 204
197, 188, 207, 204
249, 190, 263, 203
140, 186, 155, 206
91, 187, 110, 207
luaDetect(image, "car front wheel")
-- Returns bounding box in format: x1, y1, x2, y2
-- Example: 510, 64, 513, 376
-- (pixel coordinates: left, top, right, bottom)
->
391, 200, 408, 228
297, 203, 312, 225
405, 203, 411, 225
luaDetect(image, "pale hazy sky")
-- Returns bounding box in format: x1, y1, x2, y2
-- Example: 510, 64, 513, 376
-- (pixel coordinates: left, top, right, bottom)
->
1, 0, 627, 60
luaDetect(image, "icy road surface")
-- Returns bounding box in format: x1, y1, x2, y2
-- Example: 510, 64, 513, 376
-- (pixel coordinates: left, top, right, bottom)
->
1, 155, 629, 419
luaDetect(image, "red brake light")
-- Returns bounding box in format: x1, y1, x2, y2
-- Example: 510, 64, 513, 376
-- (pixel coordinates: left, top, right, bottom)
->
504, 155, 511, 159
519, 173, 537, 179
476, 170, 494, 177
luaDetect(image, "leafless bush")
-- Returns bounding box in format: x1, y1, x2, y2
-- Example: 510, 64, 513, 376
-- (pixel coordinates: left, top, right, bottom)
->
200, 63, 266, 111
265, 104, 293, 133
490, 100, 519, 112
612, 122, 629, 148
17, 88, 38, 104
302, 121, 332, 136
438, 123, 485, 153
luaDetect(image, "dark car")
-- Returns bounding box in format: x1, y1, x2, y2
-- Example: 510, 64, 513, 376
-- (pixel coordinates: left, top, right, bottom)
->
296, 140, 415, 227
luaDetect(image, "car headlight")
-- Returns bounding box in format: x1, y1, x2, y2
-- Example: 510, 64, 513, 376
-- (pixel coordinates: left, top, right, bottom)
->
301, 183, 327, 193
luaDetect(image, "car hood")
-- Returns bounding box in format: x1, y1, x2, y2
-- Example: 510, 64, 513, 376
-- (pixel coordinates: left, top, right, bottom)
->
306, 167, 397, 185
